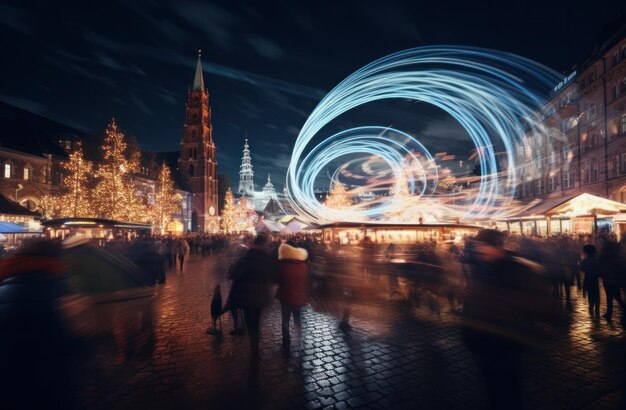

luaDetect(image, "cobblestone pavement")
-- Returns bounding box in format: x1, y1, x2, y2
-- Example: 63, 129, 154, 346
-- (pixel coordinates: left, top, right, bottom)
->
79, 251, 626, 409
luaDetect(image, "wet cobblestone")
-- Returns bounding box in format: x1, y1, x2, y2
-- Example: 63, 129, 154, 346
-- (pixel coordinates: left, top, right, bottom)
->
79, 250, 625, 409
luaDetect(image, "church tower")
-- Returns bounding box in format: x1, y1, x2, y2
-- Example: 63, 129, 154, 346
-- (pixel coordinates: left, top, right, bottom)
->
238, 138, 255, 196
179, 50, 219, 232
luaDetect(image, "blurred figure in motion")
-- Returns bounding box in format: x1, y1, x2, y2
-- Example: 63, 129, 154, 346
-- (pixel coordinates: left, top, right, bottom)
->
207, 285, 223, 334
276, 240, 309, 353
223, 238, 249, 335
175, 237, 190, 272
462, 229, 550, 410
229, 235, 272, 363
0, 239, 78, 409
598, 241, 626, 323
580, 244, 600, 318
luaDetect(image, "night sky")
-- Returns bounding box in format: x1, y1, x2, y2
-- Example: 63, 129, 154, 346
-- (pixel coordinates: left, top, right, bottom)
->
1, 0, 625, 191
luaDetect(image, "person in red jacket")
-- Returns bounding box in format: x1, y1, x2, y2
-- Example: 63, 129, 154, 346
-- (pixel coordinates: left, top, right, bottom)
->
276, 240, 309, 352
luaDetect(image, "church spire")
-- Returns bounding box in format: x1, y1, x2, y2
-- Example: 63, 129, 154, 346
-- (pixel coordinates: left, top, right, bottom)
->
193, 49, 204, 91
238, 137, 254, 196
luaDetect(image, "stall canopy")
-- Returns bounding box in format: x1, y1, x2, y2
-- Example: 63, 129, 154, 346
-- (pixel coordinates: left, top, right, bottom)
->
280, 217, 309, 234
505, 193, 626, 219
255, 219, 285, 234
0, 221, 36, 233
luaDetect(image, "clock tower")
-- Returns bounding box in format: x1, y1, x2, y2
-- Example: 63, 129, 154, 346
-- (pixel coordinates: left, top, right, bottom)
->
178, 50, 219, 232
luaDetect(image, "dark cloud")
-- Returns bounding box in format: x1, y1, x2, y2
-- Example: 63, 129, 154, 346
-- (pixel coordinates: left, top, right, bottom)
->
0, 94, 47, 115
245, 35, 285, 59
171, 1, 240, 51
0, 4, 33, 36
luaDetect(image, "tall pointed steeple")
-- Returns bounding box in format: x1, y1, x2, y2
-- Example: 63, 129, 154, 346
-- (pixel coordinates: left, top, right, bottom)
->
179, 50, 218, 233
193, 49, 204, 91
238, 137, 255, 196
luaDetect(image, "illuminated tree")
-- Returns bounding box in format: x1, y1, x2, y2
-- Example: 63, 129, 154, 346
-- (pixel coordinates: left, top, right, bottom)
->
324, 181, 351, 209
220, 188, 238, 233
152, 162, 182, 234
386, 171, 416, 222
235, 195, 255, 233
39, 193, 62, 219
93, 119, 144, 222
438, 175, 457, 190
59, 144, 94, 217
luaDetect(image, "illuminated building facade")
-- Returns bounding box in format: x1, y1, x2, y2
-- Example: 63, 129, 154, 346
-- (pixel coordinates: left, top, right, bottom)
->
178, 51, 219, 232
517, 18, 626, 204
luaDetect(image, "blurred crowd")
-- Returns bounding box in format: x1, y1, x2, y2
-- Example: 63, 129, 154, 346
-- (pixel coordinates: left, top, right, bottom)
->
0, 229, 625, 409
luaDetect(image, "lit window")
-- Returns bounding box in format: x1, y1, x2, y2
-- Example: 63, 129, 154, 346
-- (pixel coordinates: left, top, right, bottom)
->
23, 167, 29, 180
4, 163, 11, 178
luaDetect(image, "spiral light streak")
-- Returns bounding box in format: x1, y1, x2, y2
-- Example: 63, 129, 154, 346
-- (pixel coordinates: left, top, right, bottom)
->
286, 46, 563, 223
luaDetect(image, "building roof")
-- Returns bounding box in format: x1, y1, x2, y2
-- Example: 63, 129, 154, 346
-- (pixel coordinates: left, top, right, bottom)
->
578, 13, 626, 71
193, 50, 205, 91
0, 101, 90, 159
0, 194, 39, 217
263, 198, 284, 215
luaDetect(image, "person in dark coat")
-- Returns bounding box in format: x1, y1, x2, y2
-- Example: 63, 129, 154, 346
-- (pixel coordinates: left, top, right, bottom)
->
230, 235, 272, 362
598, 241, 626, 322
0, 239, 77, 409
462, 229, 551, 410
580, 244, 600, 317
276, 240, 309, 351
206, 285, 223, 334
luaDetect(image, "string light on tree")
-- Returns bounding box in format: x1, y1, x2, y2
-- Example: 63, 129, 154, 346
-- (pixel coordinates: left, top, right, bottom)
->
93, 119, 144, 222
220, 188, 238, 234
152, 162, 182, 234
59, 143, 94, 218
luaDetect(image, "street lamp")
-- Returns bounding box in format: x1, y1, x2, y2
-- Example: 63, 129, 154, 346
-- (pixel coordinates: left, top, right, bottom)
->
15, 184, 23, 203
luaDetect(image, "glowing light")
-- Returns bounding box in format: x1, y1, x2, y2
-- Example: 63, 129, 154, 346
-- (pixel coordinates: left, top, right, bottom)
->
286, 46, 563, 223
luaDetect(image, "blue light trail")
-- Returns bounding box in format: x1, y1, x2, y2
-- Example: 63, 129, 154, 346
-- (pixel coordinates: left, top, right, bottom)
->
286, 46, 563, 223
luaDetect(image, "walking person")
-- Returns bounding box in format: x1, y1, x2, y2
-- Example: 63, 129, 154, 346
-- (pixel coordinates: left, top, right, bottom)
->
229, 235, 272, 363
461, 229, 551, 410
176, 237, 190, 272
276, 240, 309, 353
598, 241, 626, 322
580, 244, 600, 318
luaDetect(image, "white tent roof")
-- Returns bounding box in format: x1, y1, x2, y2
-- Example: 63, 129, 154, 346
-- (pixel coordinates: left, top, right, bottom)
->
255, 219, 285, 233
280, 218, 309, 234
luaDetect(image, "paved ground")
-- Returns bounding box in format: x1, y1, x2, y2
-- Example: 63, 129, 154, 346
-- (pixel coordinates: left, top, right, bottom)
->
79, 250, 625, 409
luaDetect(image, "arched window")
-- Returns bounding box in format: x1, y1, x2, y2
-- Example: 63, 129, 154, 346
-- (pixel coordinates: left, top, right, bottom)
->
189, 164, 195, 176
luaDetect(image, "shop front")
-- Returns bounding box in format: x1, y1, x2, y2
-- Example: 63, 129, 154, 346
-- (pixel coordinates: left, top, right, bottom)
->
320, 222, 481, 245
498, 193, 626, 237
42, 218, 152, 243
